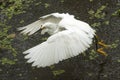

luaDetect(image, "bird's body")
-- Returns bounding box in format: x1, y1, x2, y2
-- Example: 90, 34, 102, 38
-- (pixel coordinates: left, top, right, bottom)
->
18, 13, 96, 67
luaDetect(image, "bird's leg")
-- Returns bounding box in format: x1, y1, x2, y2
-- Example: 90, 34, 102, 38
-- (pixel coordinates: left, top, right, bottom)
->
95, 35, 108, 56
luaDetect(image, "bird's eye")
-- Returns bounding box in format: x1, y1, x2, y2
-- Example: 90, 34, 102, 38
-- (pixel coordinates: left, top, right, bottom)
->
40, 25, 46, 29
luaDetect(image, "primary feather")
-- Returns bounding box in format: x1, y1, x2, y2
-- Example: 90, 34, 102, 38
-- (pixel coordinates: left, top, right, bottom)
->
18, 13, 95, 67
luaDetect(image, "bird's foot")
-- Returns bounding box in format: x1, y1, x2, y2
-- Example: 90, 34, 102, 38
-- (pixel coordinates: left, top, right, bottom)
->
97, 47, 108, 56
95, 35, 108, 56
98, 40, 108, 48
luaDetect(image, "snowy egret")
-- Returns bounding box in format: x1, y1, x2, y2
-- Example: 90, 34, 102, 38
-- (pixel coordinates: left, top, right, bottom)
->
18, 13, 107, 68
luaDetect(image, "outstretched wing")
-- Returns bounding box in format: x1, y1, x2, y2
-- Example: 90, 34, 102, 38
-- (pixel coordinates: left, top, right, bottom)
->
17, 13, 62, 35
23, 29, 94, 68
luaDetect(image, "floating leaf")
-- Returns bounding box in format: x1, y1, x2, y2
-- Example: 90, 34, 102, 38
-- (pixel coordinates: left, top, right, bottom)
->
7, 33, 16, 38
0, 58, 16, 65
52, 70, 65, 76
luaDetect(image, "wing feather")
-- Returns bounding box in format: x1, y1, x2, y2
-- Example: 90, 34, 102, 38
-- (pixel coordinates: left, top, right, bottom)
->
23, 30, 94, 67
18, 13, 62, 35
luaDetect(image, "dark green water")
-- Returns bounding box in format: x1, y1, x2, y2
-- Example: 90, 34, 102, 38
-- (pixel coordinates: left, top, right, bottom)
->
0, 0, 120, 80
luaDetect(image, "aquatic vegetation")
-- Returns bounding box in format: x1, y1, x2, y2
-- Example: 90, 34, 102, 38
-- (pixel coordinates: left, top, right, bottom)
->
108, 40, 119, 49
35, 1, 41, 6
112, 9, 120, 16
88, 5, 107, 19
117, 59, 120, 63
52, 69, 65, 76
0, 0, 35, 19
0, 58, 17, 65
60, 0, 64, 3
49, 65, 65, 76
89, 0, 93, 2
103, 21, 109, 25
0, 0, 36, 65
91, 22, 101, 27
44, 3, 50, 8
89, 49, 99, 60
88, 4, 109, 28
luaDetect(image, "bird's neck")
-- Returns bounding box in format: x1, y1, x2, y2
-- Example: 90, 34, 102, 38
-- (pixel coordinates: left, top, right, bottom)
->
53, 26, 66, 34
52, 27, 60, 34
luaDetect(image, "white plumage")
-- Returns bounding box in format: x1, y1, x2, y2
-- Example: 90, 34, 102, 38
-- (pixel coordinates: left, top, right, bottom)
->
18, 13, 95, 67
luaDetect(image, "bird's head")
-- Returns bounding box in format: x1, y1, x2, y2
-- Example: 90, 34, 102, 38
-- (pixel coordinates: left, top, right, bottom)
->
40, 22, 58, 35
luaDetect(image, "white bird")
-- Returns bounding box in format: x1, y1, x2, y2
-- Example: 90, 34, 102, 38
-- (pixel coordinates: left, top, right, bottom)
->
18, 13, 96, 68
